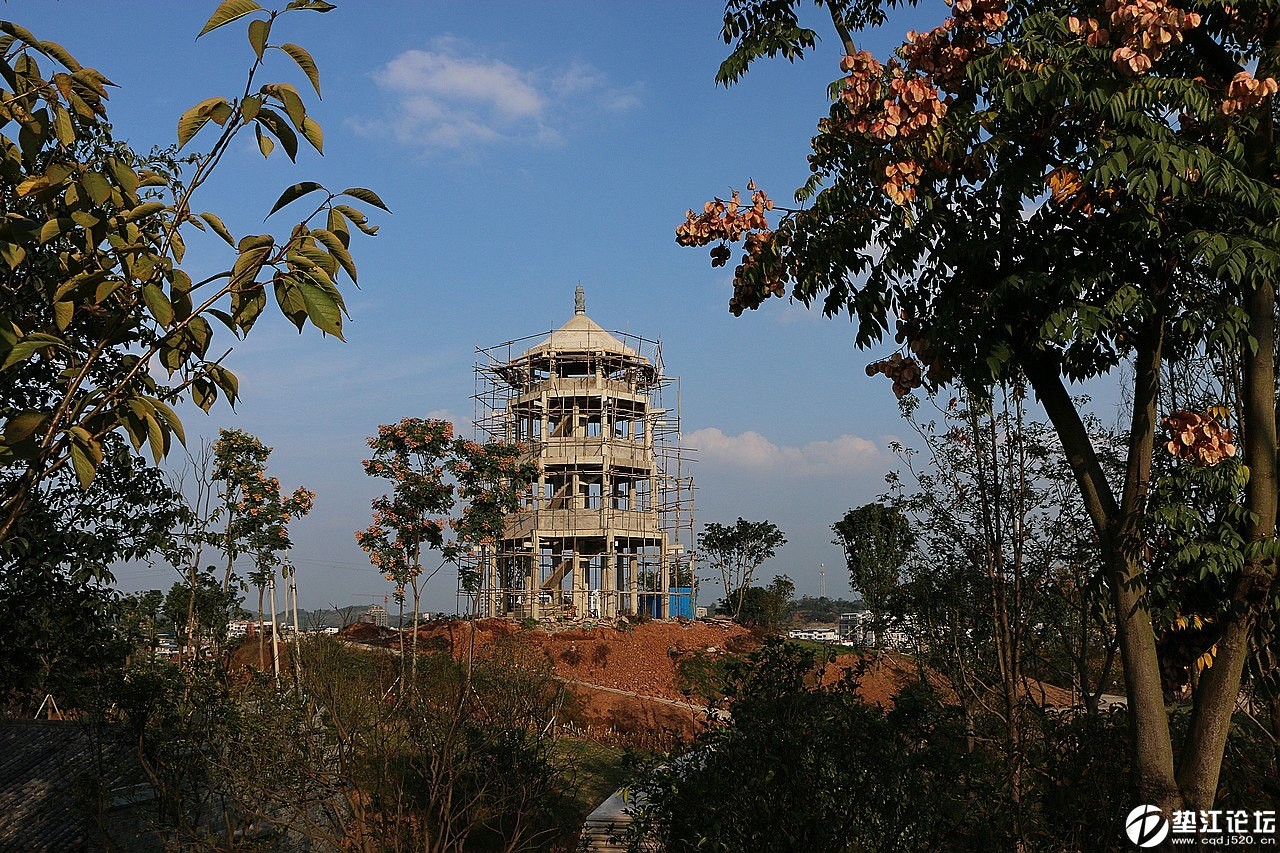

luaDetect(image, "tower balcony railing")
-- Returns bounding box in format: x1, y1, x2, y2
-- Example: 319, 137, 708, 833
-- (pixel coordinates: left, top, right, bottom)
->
503, 507, 661, 539
513, 375, 653, 402
535, 436, 653, 468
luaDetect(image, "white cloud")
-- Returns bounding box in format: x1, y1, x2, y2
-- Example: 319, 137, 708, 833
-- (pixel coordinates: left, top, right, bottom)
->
686, 427, 885, 477
425, 408, 458, 423
355, 38, 641, 154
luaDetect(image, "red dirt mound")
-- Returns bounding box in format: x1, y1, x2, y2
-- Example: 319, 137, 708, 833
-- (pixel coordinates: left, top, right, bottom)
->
822, 651, 955, 709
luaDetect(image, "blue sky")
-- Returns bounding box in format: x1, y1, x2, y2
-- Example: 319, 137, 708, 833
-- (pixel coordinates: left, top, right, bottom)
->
22, 0, 948, 610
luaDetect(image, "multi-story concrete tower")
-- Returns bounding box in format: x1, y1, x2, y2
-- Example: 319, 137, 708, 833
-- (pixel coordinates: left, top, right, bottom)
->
472, 288, 694, 621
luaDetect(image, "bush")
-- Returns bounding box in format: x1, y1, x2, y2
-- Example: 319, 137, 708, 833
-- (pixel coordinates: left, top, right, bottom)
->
626, 641, 1006, 852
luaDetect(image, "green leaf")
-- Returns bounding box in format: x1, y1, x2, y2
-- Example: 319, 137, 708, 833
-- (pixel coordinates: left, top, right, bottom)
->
38, 218, 74, 244
325, 207, 349, 241
241, 94, 262, 121
106, 157, 140, 198
333, 204, 378, 236
274, 83, 307, 132
4, 411, 46, 444
52, 301, 73, 330
69, 441, 97, 487
81, 171, 111, 205
247, 17, 271, 59
273, 275, 308, 331
0, 243, 26, 268
237, 233, 275, 252
51, 105, 74, 146
0, 22, 40, 49
312, 228, 357, 283
230, 282, 266, 333
177, 97, 228, 149
143, 411, 166, 464
142, 284, 174, 326
36, 39, 83, 72
192, 378, 216, 413
209, 364, 240, 403
94, 278, 122, 303
300, 115, 323, 153
254, 122, 274, 157
279, 42, 321, 96
207, 309, 236, 334
231, 244, 273, 287
188, 315, 213, 354
148, 397, 187, 447
299, 280, 344, 339
2, 333, 66, 370
198, 0, 265, 38
269, 181, 325, 216
340, 187, 391, 212
255, 108, 299, 161
199, 212, 236, 246
126, 201, 166, 221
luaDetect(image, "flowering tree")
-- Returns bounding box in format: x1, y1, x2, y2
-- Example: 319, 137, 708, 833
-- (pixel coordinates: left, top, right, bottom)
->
356, 418, 455, 678
683, 0, 1280, 813
449, 438, 538, 598
356, 420, 536, 680
211, 428, 313, 679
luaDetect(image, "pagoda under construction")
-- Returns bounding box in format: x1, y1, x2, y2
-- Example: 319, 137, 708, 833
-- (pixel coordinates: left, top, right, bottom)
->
469, 287, 695, 621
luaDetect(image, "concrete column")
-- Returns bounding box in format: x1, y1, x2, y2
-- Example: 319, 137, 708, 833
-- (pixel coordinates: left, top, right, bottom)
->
577, 552, 588, 618
661, 535, 671, 619
529, 537, 540, 620
629, 553, 639, 616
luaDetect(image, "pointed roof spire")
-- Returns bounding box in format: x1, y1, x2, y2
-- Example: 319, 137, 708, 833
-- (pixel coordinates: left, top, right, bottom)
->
523, 285, 638, 357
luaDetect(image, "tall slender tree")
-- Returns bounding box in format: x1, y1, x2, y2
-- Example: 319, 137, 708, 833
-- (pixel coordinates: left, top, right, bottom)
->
832, 502, 913, 649
700, 517, 787, 621
357, 418, 455, 683
209, 428, 313, 681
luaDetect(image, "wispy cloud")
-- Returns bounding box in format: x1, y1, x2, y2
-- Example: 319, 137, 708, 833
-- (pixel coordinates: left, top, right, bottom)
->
352, 37, 641, 154
686, 427, 885, 477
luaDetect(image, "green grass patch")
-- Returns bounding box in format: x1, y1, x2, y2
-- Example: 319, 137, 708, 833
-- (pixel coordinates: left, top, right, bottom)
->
556, 737, 630, 820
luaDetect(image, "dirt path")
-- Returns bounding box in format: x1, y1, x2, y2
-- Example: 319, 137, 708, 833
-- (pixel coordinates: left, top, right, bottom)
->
556, 677, 720, 717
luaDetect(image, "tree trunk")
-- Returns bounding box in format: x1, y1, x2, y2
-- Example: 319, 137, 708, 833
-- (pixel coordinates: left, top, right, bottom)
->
257, 584, 266, 669
411, 575, 421, 685
289, 567, 303, 689
1175, 276, 1277, 809
269, 573, 281, 686
185, 564, 198, 669
1022, 325, 1181, 811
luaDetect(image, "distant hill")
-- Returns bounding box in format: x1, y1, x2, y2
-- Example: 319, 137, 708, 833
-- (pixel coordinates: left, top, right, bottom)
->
258, 605, 379, 629
267, 605, 450, 629
790, 596, 865, 626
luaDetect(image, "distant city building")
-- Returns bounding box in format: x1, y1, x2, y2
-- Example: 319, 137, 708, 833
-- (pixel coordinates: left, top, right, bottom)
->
838, 611, 865, 644
787, 627, 840, 643
227, 619, 255, 639
839, 611, 921, 651
362, 605, 389, 628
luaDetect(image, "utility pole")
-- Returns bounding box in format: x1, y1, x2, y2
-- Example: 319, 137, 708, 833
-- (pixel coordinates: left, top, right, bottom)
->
819, 563, 826, 599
